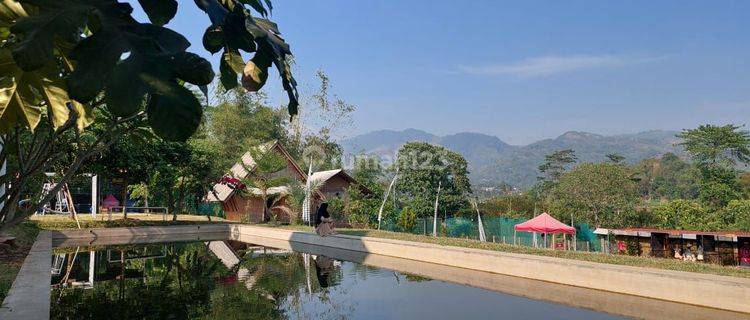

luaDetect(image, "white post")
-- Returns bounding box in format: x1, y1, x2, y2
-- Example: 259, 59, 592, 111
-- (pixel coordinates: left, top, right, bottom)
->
89, 251, 95, 287
475, 200, 486, 242
432, 181, 441, 237
303, 158, 313, 225
91, 175, 98, 218
378, 167, 399, 230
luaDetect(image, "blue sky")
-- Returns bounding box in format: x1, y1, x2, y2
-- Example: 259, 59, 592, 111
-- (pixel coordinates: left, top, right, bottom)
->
133, 0, 750, 144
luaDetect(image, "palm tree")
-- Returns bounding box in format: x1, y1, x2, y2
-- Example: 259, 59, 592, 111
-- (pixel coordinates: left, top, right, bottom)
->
281, 179, 325, 224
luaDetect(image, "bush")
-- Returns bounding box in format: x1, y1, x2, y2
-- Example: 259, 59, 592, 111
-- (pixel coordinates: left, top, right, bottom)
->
396, 207, 417, 232
327, 198, 346, 221
722, 200, 750, 231
652, 199, 714, 230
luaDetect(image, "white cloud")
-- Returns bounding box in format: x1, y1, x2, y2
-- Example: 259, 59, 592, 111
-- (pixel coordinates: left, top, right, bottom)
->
458, 54, 661, 77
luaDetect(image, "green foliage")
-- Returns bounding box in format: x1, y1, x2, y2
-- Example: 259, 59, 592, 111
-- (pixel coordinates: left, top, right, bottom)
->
197, 91, 292, 171
327, 197, 346, 221
137, 0, 177, 26
678, 124, 750, 208
127, 183, 150, 206
698, 175, 743, 209
239, 144, 291, 221
395, 142, 472, 217
49, 242, 309, 319
549, 162, 639, 227
2, 0, 298, 141
721, 200, 750, 231
652, 200, 713, 230
478, 194, 539, 219
635, 153, 700, 200
538, 149, 577, 183
343, 186, 382, 227
396, 207, 416, 231
740, 172, 750, 198
678, 124, 750, 168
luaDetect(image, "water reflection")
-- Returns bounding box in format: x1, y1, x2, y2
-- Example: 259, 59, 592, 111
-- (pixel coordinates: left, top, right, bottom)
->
49, 241, 624, 319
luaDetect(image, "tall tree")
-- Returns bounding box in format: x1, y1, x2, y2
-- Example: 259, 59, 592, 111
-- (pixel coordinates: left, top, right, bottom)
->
549, 162, 639, 227
294, 70, 355, 170
394, 142, 471, 217
536, 149, 577, 207
678, 124, 750, 208
197, 90, 291, 171
635, 153, 700, 200
538, 149, 577, 183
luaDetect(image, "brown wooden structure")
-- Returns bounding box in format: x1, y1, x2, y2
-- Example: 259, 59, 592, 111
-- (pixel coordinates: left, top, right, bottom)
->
205, 141, 369, 224
595, 227, 750, 266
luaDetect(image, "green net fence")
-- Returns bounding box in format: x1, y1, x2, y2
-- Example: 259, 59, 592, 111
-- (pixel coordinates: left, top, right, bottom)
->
196, 202, 225, 218
380, 215, 600, 252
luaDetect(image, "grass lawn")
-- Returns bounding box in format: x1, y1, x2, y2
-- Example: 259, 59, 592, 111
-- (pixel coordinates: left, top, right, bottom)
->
277, 224, 750, 279
0, 214, 229, 301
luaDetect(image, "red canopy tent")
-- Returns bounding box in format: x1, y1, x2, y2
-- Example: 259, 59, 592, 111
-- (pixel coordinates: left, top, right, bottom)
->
102, 194, 119, 209
514, 213, 575, 249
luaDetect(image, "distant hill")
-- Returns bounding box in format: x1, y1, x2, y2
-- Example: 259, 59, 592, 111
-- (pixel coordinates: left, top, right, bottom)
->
341, 129, 683, 188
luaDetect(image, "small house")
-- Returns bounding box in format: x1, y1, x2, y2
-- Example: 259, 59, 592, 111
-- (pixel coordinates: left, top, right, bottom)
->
205, 141, 370, 223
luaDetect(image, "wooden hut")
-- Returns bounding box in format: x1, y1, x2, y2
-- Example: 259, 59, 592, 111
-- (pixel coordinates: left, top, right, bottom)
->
595, 227, 750, 266
205, 141, 370, 223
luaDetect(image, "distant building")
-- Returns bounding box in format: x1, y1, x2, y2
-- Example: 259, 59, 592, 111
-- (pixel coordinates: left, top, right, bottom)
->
205, 141, 369, 223
594, 227, 750, 267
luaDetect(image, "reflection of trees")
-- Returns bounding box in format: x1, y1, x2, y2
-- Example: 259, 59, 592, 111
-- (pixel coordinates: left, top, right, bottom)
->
52, 243, 228, 319
50, 243, 339, 319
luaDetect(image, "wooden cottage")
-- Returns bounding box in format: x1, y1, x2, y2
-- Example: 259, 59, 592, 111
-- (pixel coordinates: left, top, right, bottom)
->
206, 141, 307, 223
309, 169, 371, 200
206, 141, 370, 224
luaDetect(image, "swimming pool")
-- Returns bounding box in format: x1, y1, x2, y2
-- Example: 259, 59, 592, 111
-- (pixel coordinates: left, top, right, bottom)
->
49, 239, 626, 320
43, 226, 749, 320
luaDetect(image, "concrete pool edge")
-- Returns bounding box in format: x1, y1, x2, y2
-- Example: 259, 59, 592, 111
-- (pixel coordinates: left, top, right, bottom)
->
2, 223, 749, 319
0, 224, 233, 320
0, 231, 52, 320
233, 225, 750, 314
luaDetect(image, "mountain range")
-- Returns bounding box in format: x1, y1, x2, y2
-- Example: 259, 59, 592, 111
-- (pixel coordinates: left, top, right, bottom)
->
341, 129, 684, 188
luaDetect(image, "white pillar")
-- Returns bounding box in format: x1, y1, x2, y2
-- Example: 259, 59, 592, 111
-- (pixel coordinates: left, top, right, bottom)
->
90, 175, 98, 218
432, 181, 441, 237
88, 251, 95, 287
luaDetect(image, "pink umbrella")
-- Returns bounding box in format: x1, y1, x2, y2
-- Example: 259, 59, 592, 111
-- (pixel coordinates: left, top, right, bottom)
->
102, 194, 119, 209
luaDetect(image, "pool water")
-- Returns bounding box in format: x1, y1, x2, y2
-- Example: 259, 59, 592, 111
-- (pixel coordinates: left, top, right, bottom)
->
49, 240, 625, 319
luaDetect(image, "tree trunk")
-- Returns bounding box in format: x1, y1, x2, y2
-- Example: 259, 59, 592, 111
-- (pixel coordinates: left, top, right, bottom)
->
262, 191, 268, 222
121, 178, 129, 219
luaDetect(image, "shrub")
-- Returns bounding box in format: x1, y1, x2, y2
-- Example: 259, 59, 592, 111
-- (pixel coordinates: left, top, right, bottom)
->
721, 200, 750, 231
397, 207, 417, 232
652, 199, 714, 230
